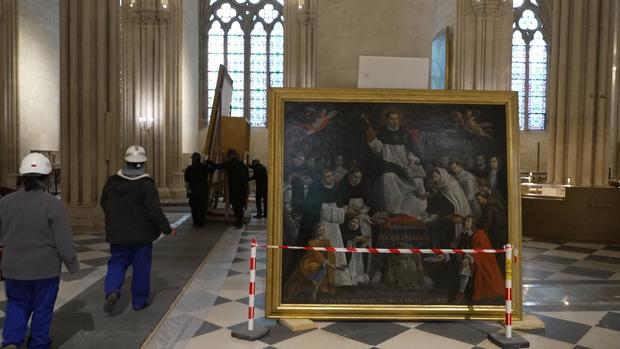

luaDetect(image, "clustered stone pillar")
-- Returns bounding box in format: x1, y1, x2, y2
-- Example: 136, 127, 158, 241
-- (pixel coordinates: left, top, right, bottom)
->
546, 0, 617, 186
121, 0, 184, 198
452, 0, 513, 90
614, 1, 620, 179
284, 0, 317, 88
0, 0, 19, 188
60, 0, 123, 229
60, 0, 184, 230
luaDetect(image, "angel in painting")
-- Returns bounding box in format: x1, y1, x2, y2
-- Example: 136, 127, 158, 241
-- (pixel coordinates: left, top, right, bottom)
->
294, 107, 339, 136
452, 109, 493, 139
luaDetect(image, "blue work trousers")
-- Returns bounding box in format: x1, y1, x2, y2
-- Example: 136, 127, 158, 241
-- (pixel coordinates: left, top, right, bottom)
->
104, 243, 152, 310
2, 277, 60, 349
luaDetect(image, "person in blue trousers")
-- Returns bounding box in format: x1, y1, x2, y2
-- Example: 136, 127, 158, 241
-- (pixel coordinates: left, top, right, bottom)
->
100, 145, 173, 313
0, 153, 80, 349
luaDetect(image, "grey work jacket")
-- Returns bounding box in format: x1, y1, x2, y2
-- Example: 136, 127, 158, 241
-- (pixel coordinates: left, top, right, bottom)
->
0, 189, 79, 280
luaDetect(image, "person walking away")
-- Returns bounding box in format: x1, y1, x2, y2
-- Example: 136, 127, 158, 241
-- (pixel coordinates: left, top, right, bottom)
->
184, 152, 213, 227
249, 159, 268, 219
0, 153, 79, 349
100, 145, 173, 313
207, 149, 249, 229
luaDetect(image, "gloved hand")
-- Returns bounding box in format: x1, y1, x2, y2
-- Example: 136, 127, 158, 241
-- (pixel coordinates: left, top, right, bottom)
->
64, 256, 81, 274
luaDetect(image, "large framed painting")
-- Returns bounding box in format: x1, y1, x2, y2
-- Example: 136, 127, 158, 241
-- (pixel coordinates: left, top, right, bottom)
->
266, 88, 521, 320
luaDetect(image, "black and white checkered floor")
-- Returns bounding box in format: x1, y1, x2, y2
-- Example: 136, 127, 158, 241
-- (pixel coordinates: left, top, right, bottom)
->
145, 220, 620, 349
2, 213, 620, 348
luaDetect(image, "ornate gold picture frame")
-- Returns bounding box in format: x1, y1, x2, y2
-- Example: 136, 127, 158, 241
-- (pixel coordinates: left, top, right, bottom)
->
266, 88, 522, 320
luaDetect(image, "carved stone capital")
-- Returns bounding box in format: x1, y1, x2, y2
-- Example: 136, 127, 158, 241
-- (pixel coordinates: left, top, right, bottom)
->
471, 0, 505, 18
296, 8, 315, 26
131, 8, 171, 26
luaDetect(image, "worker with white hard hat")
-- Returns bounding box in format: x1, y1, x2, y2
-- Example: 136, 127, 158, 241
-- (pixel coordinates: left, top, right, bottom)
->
0, 153, 79, 349
100, 145, 173, 313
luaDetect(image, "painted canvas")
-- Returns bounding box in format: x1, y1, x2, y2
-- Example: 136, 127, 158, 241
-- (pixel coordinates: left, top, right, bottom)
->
266, 88, 522, 320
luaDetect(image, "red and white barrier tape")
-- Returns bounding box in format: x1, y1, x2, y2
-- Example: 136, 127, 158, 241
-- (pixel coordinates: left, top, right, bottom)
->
256, 244, 505, 255
244, 239, 514, 340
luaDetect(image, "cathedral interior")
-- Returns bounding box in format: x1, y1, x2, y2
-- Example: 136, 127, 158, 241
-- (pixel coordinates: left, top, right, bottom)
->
0, 0, 620, 348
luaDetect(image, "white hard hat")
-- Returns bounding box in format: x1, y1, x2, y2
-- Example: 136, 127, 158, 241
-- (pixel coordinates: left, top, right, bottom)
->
19, 153, 53, 175
124, 145, 147, 163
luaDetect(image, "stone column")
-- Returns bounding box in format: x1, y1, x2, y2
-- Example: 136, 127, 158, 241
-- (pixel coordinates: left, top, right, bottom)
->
315, 0, 432, 88
546, 0, 616, 186
284, 0, 317, 87
60, 0, 122, 230
0, 0, 19, 188
452, 0, 513, 90
613, 1, 620, 179
122, 0, 184, 198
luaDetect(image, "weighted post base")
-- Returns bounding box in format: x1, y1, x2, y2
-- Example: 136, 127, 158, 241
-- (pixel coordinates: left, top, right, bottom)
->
488, 332, 530, 348
231, 326, 269, 341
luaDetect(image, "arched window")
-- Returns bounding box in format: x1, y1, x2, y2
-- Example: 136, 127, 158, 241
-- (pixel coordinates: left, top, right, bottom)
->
206, 0, 284, 127
512, 0, 548, 131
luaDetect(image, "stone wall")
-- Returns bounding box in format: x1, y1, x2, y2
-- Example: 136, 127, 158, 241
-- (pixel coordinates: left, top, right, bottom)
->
182, 0, 200, 153
18, 0, 60, 158
316, 0, 432, 88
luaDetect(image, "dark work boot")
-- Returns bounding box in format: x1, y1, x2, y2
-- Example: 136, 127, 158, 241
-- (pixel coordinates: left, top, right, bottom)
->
104, 292, 120, 314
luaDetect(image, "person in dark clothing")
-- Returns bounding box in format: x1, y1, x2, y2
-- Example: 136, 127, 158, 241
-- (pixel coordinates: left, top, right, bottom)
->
0, 186, 16, 198
0, 153, 79, 349
301, 169, 342, 226
473, 154, 490, 180
285, 169, 342, 281
340, 216, 367, 264
100, 145, 173, 314
284, 151, 311, 214
476, 190, 508, 271
207, 149, 249, 229
184, 152, 213, 227
487, 155, 508, 201
339, 168, 372, 209
249, 159, 268, 219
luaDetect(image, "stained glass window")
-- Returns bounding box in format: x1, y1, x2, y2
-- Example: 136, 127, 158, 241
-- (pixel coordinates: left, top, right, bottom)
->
207, 22, 224, 119
269, 22, 284, 88
227, 22, 245, 116
251, 23, 267, 126
206, 0, 284, 127
512, 0, 548, 130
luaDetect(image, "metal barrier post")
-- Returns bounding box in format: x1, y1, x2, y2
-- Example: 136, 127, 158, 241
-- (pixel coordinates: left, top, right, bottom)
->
488, 244, 529, 348
505, 244, 513, 339
230, 238, 269, 340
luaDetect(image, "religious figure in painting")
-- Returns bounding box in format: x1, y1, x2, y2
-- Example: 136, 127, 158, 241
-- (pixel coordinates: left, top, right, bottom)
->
297, 169, 352, 287
451, 215, 504, 303
283, 223, 343, 303
340, 215, 371, 285
475, 190, 508, 270
364, 111, 427, 217
426, 167, 472, 258
450, 160, 481, 219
